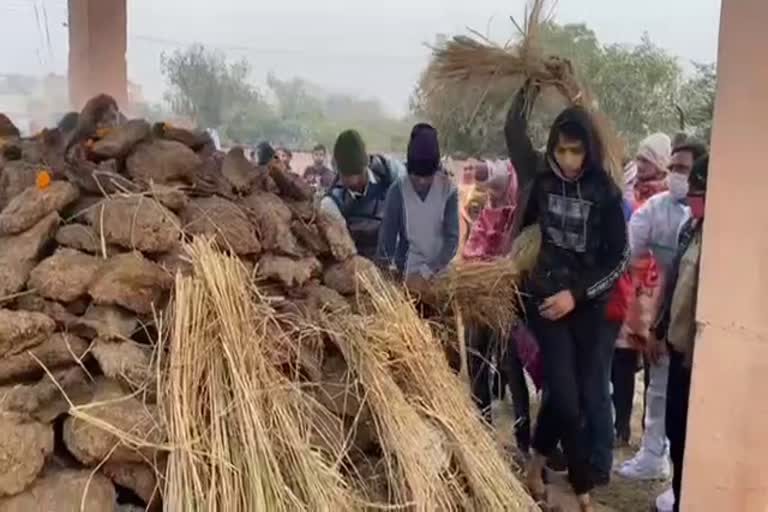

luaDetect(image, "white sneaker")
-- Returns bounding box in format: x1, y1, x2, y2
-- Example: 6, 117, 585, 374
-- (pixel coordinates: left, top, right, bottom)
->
655, 488, 675, 512
615, 449, 671, 480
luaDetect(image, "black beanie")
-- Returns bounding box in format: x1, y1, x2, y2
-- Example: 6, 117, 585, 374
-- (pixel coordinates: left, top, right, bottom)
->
256, 142, 275, 165
407, 123, 440, 176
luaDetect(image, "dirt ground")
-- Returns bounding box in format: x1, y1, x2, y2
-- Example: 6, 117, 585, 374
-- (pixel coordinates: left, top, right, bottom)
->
493, 373, 669, 512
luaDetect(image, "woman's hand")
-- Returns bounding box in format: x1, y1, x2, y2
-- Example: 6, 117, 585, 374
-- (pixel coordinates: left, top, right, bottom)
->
539, 290, 576, 321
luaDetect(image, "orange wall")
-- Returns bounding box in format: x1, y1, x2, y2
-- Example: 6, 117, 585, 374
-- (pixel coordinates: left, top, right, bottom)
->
683, 0, 768, 510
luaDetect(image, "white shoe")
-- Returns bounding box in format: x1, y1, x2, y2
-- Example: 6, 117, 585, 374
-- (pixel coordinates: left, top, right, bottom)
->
615, 449, 671, 480
655, 488, 675, 512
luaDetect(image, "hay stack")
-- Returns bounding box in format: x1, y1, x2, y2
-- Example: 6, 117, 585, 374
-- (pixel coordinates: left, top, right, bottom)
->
423, 0, 626, 187
0, 101, 533, 510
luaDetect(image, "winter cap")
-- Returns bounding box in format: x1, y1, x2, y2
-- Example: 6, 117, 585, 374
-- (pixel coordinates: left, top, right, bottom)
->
406, 123, 441, 176
333, 130, 368, 177
689, 155, 709, 194
256, 142, 275, 166
636, 133, 672, 175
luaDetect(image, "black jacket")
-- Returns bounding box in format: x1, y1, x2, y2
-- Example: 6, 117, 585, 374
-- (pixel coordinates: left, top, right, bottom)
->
506, 86, 629, 303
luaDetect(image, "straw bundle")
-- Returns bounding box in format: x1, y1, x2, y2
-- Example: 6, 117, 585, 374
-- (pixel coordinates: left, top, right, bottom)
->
328, 271, 535, 510
423, 0, 626, 187
159, 239, 355, 512
424, 257, 523, 334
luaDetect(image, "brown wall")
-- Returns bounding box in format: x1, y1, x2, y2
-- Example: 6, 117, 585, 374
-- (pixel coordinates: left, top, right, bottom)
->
68, 0, 127, 110
683, 0, 768, 509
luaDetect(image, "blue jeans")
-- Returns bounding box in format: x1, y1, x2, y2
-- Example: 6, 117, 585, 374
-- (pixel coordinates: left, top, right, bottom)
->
585, 320, 620, 478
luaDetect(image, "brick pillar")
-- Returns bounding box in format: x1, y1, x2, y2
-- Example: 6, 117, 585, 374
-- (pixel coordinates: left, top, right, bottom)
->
68, 0, 127, 110
682, 0, 768, 510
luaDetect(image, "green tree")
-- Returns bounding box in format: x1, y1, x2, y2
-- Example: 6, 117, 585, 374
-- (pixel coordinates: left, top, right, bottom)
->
679, 63, 717, 142
160, 45, 263, 130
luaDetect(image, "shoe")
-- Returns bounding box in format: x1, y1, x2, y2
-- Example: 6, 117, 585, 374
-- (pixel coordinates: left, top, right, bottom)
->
655, 488, 675, 512
616, 449, 671, 480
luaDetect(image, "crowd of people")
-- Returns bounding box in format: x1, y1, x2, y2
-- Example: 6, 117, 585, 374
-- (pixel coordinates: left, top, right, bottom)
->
255, 79, 710, 512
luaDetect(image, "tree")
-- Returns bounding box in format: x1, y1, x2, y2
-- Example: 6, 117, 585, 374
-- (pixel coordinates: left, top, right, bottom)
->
679, 63, 717, 142
161, 45, 262, 129
160, 45, 411, 151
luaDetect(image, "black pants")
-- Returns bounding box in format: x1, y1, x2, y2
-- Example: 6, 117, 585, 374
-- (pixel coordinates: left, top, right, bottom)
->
666, 349, 691, 512
528, 300, 606, 496
612, 347, 639, 443
467, 325, 531, 452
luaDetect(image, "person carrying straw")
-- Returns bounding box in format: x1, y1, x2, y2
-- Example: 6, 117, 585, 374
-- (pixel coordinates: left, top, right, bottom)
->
507, 81, 629, 512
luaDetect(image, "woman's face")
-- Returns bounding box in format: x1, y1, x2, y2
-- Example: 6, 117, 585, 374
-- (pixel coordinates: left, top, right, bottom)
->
636, 156, 659, 181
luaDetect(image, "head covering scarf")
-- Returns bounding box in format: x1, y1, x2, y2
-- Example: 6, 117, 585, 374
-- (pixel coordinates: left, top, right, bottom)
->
636, 133, 672, 177
632, 133, 672, 206
462, 160, 519, 260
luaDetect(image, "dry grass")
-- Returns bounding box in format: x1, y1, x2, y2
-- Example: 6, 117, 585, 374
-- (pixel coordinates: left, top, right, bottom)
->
427, 257, 524, 335
158, 239, 355, 512
327, 271, 535, 511
423, 0, 626, 187
421, 224, 541, 335
53, 237, 534, 511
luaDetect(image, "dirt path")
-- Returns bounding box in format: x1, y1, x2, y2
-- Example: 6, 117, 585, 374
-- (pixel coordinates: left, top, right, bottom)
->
493, 373, 669, 512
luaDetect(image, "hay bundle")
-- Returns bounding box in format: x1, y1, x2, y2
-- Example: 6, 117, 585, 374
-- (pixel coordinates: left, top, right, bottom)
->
423, 0, 625, 186
425, 257, 523, 334
329, 271, 535, 510
159, 240, 355, 512
420, 224, 541, 334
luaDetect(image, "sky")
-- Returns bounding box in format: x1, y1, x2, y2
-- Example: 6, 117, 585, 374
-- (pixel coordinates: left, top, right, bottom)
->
0, 0, 722, 116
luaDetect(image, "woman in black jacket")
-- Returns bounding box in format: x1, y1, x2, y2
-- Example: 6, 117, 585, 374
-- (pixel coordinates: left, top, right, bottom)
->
506, 83, 629, 512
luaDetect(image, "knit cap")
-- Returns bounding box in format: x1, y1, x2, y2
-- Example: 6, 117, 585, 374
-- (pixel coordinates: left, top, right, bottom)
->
406, 123, 440, 177
333, 130, 368, 177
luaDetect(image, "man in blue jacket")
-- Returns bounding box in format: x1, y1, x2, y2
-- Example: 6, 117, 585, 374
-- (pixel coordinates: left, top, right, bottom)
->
321, 130, 404, 260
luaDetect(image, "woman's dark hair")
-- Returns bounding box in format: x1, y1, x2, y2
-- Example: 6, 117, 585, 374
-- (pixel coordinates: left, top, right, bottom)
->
672, 141, 708, 163
546, 106, 605, 172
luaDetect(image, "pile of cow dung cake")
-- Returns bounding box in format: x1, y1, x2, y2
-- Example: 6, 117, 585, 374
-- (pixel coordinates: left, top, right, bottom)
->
0, 99, 534, 511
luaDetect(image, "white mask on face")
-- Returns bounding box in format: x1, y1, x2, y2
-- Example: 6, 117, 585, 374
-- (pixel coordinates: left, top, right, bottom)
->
667, 172, 690, 201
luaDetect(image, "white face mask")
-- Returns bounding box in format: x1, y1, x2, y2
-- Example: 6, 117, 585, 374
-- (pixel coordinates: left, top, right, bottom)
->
667, 173, 690, 201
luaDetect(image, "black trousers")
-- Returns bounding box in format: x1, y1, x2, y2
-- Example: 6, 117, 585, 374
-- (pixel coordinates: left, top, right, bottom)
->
666, 348, 691, 512
527, 300, 606, 496
467, 325, 531, 452
611, 347, 639, 442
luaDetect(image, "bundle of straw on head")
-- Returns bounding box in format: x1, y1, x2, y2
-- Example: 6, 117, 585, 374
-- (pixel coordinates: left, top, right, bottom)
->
423, 0, 626, 188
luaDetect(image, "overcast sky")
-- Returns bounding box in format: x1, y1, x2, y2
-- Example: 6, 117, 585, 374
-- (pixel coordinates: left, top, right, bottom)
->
1, 0, 722, 115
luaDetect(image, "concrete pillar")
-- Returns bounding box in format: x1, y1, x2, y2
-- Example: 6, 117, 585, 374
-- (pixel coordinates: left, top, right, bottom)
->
68, 0, 127, 110
682, 0, 768, 510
